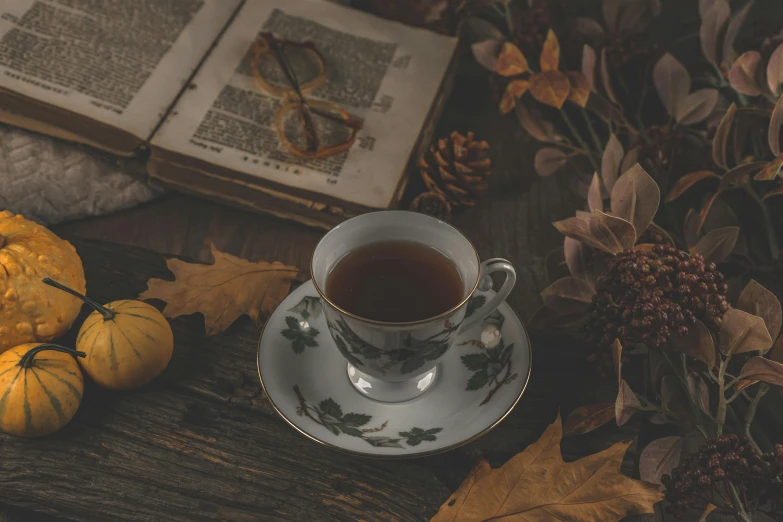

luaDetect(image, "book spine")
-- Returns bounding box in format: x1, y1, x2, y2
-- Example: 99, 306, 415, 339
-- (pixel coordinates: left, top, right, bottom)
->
391, 39, 463, 208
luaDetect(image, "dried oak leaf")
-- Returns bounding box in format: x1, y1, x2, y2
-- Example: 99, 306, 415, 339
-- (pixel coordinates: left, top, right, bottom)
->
431, 414, 663, 521
139, 245, 299, 336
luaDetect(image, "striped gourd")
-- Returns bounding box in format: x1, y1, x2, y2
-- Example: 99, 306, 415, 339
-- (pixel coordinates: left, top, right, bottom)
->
0, 343, 85, 437
44, 279, 174, 391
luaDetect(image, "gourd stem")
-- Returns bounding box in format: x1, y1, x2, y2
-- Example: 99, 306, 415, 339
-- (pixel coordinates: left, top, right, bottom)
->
18, 344, 86, 369
42, 278, 116, 320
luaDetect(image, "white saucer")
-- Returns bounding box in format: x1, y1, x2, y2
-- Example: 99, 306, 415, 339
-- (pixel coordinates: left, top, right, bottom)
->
257, 280, 532, 458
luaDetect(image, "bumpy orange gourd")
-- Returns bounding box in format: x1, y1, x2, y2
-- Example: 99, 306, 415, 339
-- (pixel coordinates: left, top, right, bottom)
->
0, 343, 85, 437
44, 279, 174, 390
0, 211, 86, 353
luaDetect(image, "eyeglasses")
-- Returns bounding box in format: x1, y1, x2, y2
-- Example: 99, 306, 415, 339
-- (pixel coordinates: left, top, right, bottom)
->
251, 32, 363, 159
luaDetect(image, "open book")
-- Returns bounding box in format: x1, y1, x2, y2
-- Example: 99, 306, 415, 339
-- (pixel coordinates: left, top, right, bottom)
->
0, 0, 459, 228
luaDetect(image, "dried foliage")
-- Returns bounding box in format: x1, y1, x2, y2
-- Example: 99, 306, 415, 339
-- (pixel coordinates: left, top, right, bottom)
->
431, 414, 662, 521
139, 245, 299, 335
542, 266, 783, 519
462, 0, 783, 300
367, 0, 783, 517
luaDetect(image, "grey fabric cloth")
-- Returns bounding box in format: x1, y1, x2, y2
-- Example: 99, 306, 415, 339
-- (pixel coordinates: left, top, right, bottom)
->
0, 124, 161, 225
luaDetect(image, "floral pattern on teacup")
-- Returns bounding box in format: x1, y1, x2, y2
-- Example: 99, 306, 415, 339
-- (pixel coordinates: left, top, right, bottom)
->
325, 314, 463, 377
458, 309, 518, 405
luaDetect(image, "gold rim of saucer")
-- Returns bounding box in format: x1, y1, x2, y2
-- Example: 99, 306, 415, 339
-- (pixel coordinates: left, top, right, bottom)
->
256, 284, 533, 460
309, 211, 482, 327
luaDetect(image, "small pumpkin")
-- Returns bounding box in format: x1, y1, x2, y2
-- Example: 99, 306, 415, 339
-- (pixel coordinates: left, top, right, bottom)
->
0, 343, 85, 437
44, 278, 173, 390
0, 211, 87, 353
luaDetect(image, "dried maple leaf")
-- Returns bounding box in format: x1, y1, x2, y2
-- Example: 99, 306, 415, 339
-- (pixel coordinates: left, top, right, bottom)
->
431, 414, 663, 521
139, 245, 299, 335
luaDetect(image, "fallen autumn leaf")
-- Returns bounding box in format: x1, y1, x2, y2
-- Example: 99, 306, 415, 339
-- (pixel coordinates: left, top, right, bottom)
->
139, 245, 299, 335
431, 414, 663, 521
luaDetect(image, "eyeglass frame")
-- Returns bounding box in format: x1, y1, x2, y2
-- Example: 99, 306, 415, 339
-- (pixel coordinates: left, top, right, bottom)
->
250, 32, 363, 159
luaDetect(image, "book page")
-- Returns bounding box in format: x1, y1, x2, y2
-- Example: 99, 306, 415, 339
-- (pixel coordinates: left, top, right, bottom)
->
0, 0, 241, 141
151, 0, 457, 210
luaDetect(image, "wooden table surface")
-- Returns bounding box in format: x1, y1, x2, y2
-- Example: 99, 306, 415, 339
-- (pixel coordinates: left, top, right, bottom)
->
0, 62, 658, 521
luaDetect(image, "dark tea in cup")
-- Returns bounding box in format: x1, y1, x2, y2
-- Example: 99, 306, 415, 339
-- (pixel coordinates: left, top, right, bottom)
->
325, 240, 463, 323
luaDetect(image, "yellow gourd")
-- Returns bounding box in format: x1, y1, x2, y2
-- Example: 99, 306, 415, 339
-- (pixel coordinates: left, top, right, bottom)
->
44, 279, 174, 390
0, 211, 86, 353
0, 343, 85, 437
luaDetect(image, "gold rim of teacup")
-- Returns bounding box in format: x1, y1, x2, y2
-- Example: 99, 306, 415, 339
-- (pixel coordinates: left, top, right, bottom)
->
309, 211, 482, 327
256, 290, 533, 459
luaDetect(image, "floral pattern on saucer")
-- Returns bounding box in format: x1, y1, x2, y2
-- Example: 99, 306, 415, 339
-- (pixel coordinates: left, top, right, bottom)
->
294, 385, 442, 449
258, 280, 531, 457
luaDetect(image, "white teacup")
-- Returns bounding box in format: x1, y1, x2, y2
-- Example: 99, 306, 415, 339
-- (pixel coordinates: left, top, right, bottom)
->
311, 211, 516, 402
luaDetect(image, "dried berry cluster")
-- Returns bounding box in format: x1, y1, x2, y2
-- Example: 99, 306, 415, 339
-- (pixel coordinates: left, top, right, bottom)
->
763, 443, 783, 474
511, 0, 554, 59
583, 245, 729, 353
636, 226, 672, 247
602, 33, 655, 69
663, 435, 783, 518
639, 125, 686, 173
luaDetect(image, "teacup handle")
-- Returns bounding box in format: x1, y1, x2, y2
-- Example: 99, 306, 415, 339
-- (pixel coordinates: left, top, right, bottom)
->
459, 258, 516, 333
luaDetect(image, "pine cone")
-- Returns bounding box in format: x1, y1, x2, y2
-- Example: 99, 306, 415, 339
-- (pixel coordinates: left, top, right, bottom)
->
410, 191, 452, 221
419, 131, 491, 209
